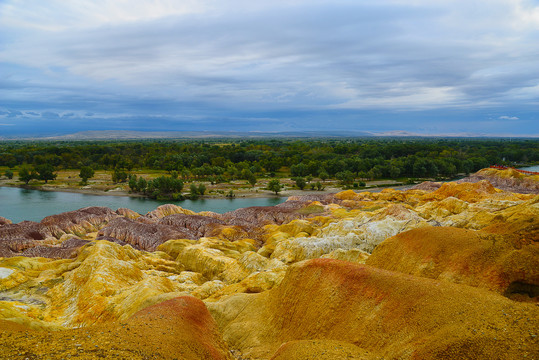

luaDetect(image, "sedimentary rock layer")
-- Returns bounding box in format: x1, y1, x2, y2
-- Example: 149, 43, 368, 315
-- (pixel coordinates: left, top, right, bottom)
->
208, 259, 538, 359
0, 296, 232, 360
459, 168, 539, 194
366, 226, 539, 299
0, 168, 537, 359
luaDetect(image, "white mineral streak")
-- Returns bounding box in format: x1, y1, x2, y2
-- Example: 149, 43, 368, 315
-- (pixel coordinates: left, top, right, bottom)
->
0, 267, 14, 279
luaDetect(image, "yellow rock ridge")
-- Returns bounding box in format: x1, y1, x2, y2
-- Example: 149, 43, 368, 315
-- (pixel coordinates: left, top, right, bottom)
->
0, 172, 538, 359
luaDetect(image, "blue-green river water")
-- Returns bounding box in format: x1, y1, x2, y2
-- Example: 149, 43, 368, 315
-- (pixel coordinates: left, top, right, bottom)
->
0, 187, 285, 223
518, 165, 539, 172
2, 166, 535, 223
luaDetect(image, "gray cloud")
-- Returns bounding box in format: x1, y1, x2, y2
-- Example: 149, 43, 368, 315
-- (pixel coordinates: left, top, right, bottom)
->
41, 111, 60, 119
0, 110, 23, 118
0, 0, 538, 134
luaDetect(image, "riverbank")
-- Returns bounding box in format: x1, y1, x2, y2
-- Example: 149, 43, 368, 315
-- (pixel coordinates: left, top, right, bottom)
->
0, 182, 141, 197
0, 172, 411, 200
0, 181, 412, 200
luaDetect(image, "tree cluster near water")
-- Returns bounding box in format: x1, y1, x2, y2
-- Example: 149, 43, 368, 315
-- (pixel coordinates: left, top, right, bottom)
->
1, 138, 537, 188
16, 164, 57, 184
267, 179, 283, 195
129, 174, 184, 200
79, 166, 94, 185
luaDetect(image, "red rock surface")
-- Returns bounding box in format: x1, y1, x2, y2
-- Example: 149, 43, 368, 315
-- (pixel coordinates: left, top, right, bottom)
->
0, 296, 233, 359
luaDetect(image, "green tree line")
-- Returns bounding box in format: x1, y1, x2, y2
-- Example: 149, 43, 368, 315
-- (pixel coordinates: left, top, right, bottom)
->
1, 138, 537, 184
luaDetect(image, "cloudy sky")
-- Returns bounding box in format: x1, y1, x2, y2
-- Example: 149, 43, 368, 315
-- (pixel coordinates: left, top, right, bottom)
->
1, 0, 538, 137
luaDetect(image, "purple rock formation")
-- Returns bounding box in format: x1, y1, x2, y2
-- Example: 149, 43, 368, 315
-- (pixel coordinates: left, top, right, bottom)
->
285, 194, 336, 205
0, 221, 56, 242
41, 206, 118, 233
0, 207, 118, 258
159, 214, 226, 238
0, 194, 329, 257
95, 235, 137, 248
411, 181, 443, 191
116, 207, 141, 219
98, 217, 195, 251
20, 237, 90, 259
222, 206, 303, 227
458, 173, 539, 194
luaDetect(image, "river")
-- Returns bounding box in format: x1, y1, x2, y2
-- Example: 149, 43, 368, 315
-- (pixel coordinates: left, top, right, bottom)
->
518, 165, 539, 172
0, 187, 286, 223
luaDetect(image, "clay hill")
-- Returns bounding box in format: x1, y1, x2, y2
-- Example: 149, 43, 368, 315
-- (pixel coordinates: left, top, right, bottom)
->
0, 168, 537, 359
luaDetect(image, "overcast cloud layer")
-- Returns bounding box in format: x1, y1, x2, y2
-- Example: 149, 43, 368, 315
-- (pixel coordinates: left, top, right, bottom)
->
1, 0, 538, 136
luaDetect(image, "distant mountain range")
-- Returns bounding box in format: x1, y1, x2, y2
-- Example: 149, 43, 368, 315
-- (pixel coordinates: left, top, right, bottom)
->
1, 130, 537, 140
3, 130, 372, 140
44, 130, 376, 140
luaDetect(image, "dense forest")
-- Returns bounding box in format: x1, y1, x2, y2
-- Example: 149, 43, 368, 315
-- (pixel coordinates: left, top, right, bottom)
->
1, 138, 537, 181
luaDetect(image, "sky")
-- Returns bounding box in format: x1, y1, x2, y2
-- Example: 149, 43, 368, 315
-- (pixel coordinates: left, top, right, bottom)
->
1, 0, 538, 137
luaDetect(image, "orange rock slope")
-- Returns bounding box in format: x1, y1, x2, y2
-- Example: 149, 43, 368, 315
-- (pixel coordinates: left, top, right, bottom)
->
366, 226, 538, 299
0, 168, 538, 359
209, 259, 538, 359
0, 297, 232, 359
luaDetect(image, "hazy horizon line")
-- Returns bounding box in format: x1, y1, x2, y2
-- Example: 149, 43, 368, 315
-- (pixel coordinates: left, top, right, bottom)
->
1, 129, 538, 141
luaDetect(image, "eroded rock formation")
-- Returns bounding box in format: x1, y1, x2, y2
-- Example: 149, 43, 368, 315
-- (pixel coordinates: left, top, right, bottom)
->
98, 217, 195, 251
159, 214, 227, 238
459, 168, 539, 194
0, 168, 538, 359
0, 296, 232, 359
41, 206, 118, 234
0, 207, 120, 258
366, 226, 539, 299
208, 259, 538, 359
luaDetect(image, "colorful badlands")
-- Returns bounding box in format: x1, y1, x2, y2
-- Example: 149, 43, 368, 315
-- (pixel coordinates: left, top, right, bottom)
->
0, 168, 537, 359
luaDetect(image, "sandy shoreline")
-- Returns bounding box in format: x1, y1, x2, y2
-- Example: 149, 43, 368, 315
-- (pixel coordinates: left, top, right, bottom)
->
0, 183, 340, 199
0, 182, 414, 200
0, 183, 144, 198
